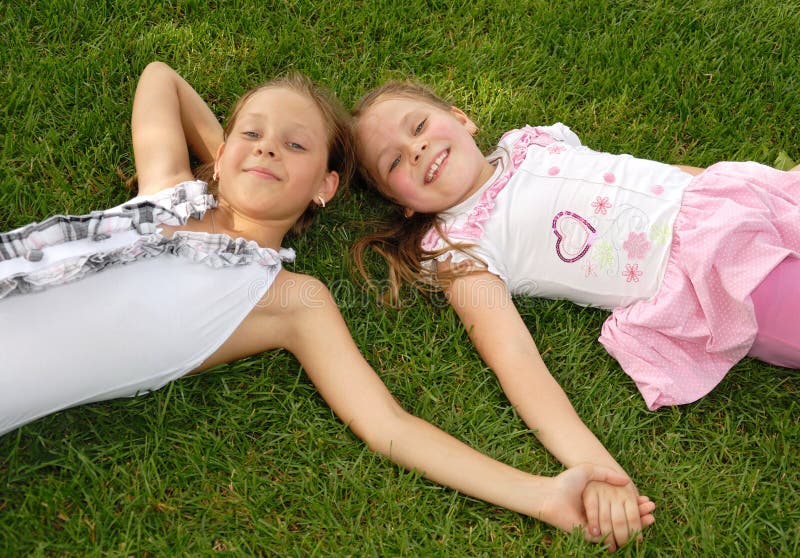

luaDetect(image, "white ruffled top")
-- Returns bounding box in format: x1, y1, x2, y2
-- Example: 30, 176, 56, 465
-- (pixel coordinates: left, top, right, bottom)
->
0, 180, 295, 299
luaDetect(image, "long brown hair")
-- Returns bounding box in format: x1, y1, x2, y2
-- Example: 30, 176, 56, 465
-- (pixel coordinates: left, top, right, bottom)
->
350, 81, 480, 304
198, 73, 356, 238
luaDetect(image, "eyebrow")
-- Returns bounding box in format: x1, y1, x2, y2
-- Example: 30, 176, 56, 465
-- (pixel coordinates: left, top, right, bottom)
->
239, 112, 316, 134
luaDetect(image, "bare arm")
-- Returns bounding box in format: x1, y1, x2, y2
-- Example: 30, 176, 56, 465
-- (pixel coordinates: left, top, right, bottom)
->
274, 275, 631, 535
131, 61, 224, 195
446, 271, 624, 471
445, 270, 654, 549
673, 164, 704, 175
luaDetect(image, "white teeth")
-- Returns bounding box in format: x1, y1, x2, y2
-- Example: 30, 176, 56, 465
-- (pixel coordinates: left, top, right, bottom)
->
425, 151, 448, 183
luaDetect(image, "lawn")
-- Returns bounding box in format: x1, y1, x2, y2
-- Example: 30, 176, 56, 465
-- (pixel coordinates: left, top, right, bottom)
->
1, 0, 798, 556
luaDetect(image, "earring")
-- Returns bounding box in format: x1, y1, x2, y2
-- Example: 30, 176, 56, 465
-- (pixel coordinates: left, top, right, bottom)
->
212, 168, 219, 181
317, 195, 326, 208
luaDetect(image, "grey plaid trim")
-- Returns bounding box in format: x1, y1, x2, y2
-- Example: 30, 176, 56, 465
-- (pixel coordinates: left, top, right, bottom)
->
0, 182, 294, 299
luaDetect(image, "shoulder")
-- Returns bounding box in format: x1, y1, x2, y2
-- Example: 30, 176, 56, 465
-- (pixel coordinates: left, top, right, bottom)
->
255, 269, 335, 319
253, 269, 353, 355
497, 123, 583, 150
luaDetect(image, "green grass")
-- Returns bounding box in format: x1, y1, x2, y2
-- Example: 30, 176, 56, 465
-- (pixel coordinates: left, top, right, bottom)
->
1, 0, 799, 555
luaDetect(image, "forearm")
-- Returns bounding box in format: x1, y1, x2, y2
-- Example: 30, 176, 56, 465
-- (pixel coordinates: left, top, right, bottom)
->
447, 272, 628, 474
170, 68, 223, 163
133, 61, 222, 164
354, 407, 553, 519
287, 291, 555, 522
507, 368, 624, 473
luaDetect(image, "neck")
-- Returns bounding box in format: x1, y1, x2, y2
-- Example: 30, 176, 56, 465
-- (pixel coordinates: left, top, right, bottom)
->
210, 201, 290, 250
456, 159, 500, 206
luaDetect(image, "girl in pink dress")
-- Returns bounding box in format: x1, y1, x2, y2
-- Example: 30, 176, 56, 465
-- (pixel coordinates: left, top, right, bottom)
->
352, 81, 800, 548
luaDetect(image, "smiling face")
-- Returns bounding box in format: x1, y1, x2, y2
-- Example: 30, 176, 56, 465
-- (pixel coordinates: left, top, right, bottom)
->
215, 86, 338, 225
356, 96, 496, 215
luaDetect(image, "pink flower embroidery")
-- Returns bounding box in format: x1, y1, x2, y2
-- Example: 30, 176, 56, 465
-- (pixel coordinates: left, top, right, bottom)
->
584, 260, 598, 277
591, 196, 611, 215
547, 143, 566, 155
623, 231, 651, 260
623, 263, 643, 283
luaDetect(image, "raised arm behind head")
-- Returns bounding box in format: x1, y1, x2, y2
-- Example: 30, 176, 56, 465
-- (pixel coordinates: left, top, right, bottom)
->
131, 61, 223, 196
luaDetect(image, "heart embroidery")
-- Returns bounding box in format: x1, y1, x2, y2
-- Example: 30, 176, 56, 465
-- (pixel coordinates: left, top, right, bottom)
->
552, 211, 597, 263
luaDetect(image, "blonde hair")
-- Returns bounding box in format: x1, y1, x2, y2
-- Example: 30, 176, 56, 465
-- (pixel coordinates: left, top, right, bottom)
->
350, 81, 479, 304
198, 73, 356, 238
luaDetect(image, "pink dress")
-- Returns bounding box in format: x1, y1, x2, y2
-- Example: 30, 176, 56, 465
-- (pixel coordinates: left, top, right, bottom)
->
423, 125, 800, 410
600, 161, 800, 409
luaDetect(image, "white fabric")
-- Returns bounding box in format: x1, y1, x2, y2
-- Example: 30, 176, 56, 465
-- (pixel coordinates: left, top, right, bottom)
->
0, 183, 285, 435
428, 124, 694, 309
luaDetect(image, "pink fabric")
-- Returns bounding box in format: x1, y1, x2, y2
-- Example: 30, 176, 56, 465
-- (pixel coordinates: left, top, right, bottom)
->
749, 256, 800, 368
599, 162, 800, 410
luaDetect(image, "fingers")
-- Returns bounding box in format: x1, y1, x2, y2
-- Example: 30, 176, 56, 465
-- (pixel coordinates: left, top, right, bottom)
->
599, 499, 633, 552
598, 501, 617, 552
575, 468, 657, 551
612, 495, 656, 548
597, 489, 656, 551
622, 495, 642, 545
638, 496, 657, 516
583, 485, 602, 542
585, 465, 630, 487
638, 495, 657, 528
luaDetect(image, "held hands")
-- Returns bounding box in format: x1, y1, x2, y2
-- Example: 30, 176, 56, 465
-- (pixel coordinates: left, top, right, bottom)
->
583, 479, 656, 551
543, 464, 655, 551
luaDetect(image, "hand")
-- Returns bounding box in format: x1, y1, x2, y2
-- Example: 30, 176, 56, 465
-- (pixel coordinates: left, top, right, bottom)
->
583, 480, 656, 551
540, 464, 632, 537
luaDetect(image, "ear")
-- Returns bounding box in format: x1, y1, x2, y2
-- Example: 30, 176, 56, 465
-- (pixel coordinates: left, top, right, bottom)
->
214, 143, 226, 177
449, 106, 479, 136
317, 170, 339, 205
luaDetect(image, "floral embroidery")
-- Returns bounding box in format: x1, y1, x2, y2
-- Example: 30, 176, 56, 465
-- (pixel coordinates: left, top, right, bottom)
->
547, 144, 566, 155
583, 260, 598, 277
650, 223, 671, 246
591, 196, 612, 215
422, 126, 560, 251
591, 240, 615, 270
623, 231, 651, 260
623, 263, 643, 283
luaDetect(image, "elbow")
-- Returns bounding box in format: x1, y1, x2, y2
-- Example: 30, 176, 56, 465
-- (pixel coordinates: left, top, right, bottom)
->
349, 396, 411, 456
140, 61, 176, 82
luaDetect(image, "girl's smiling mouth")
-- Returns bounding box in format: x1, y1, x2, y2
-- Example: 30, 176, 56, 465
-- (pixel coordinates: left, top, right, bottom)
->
246, 166, 280, 181
424, 149, 449, 184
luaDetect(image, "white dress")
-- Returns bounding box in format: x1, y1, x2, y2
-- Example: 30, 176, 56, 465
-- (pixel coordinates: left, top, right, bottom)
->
0, 181, 294, 435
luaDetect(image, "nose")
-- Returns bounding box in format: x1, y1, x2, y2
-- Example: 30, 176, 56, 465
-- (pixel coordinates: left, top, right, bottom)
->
254, 136, 277, 158
411, 139, 428, 164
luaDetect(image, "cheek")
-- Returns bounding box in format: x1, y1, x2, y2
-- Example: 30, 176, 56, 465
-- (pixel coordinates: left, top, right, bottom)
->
389, 179, 419, 205
302, 156, 331, 183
